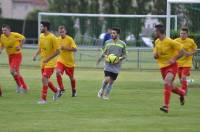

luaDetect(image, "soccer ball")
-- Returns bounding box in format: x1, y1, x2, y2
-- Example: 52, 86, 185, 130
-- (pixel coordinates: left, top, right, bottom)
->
106, 54, 119, 64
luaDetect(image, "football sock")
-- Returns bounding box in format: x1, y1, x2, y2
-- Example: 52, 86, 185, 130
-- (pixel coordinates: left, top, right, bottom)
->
13, 75, 22, 87
100, 80, 108, 92
41, 85, 48, 100
164, 84, 171, 108
105, 83, 113, 96
19, 75, 28, 90
181, 80, 187, 92
48, 81, 57, 93
172, 87, 185, 96
56, 74, 64, 90
71, 79, 76, 91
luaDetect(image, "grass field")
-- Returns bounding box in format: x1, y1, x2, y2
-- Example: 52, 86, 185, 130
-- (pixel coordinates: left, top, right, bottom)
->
0, 65, 200, 132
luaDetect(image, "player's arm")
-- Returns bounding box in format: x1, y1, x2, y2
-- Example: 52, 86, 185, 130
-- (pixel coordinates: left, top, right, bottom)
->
33, 48, 41, 61
168, 40, 184, 64
96, 48, 107, 65
14, 33, 25, 50
0, 40, 4, 54
119, 44, 127, 61
183, 40, 197, 57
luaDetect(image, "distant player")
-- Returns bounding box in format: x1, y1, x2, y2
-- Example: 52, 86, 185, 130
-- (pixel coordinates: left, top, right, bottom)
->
153, 24, 186, 113
56, 26, 77, 97
175, 27, 197, 95
33, 21, 60, 104
97, 28, 127, 100
102, 28, 112, 48
0, 24, 28, 93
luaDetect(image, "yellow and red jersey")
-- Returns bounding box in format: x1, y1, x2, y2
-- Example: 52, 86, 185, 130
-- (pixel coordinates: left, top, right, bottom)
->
154, 37, 182, 68
57, 35, 77, 67
0, 32, 25, 55
39, 32, 59, 68
175, 38, 197, 67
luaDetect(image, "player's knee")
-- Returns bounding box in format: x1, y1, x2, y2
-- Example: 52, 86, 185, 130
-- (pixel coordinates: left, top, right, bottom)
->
10, 69, 17, 76
42, 76, 48, 85
56, 70, 61, 76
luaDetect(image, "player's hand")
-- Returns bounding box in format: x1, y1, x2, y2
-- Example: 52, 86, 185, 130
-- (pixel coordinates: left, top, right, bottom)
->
168, 58, 176, 65
32, 55, 37, 61
16, 46, 21, 51
153, 52, 159, 59
43, 59, 49, 64
184, 52, 192, 57
60, 46, 65, 50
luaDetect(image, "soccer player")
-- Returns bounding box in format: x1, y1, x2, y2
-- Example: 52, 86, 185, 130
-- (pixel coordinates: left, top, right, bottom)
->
153, 24, 186, 113
97, 28, 127, 100
0, 24, 28, 93
175, 27, 197, 95
56, 26, 77, 97
102, 28, 112, 48
33, 21, 60, 104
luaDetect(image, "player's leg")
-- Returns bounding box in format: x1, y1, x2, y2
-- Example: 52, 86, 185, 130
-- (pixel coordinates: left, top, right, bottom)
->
38, 69, 49, 104
17, 53, 28, 91
98, 71, 110, 98
56, 62, 65, 94
180, 67, 190, 94
9, 54, 23, 92
103, 72, 118, 99
66, 67, 76, 97
0, 84, 2, 96
160, 72, 174, 113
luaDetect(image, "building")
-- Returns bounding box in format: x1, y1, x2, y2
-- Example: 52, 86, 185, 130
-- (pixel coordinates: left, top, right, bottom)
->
0, 0, 48, 20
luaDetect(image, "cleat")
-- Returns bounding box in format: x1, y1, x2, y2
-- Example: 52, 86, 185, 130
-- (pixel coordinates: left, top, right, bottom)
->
102, 95, 109, 100
57, 89, 65, 98
97, 91, 102, 98
72, 90, 77, 97
16, 86, 21, 93
53, 89, 60, 101
20, 88, 28, 94
180, 96, 185, 106
38, 99, 47, 104
160, 106, 169, 113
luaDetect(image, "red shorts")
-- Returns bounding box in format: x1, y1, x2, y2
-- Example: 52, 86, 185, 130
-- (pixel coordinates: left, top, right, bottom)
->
56, 62, 74, 78
178, 67, 191, 78
160, 63, 178, 80
41, 68, 54, 78
9, 53, 22, 72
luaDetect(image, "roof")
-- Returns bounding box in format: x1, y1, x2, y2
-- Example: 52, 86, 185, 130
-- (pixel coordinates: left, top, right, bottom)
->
13, 0, 48, 6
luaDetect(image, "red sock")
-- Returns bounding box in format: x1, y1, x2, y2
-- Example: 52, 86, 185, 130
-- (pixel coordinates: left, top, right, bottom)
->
164, 84, 172, 108
19, 75, 28, 90
41, 85, 48, 100
71, 79, 76, 91
56, 75, 64, 90
48, 81, 57, 93
13, 75, 22, 87
181, 80, 187, 92
172, 87, 185, 96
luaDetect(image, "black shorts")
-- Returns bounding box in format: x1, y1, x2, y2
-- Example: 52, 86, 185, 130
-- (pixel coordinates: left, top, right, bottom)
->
104, 71, 118, 80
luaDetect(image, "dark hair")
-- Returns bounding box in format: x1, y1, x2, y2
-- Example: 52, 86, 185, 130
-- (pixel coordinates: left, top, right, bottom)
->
112, 27, 121, 34
181, 27, 188, 33
58, 25, 66, 30
155, 24, 165, 34
41, 21, 50, 30
2, 24, 11, 30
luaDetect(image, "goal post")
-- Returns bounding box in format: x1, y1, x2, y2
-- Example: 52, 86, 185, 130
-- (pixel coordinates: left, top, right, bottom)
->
166, 0, 200, 37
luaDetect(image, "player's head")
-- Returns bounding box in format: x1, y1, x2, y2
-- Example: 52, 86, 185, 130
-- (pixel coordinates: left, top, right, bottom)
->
111, 28, 120, 40
2, 24, 11, 36
41, 21, 50, 33
58, 25, 67, 38
155, 24, 165, 38
180, 27, 188, 39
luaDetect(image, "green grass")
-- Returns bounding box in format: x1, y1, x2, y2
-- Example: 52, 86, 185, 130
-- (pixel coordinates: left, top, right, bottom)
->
0, 66, 200, 132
